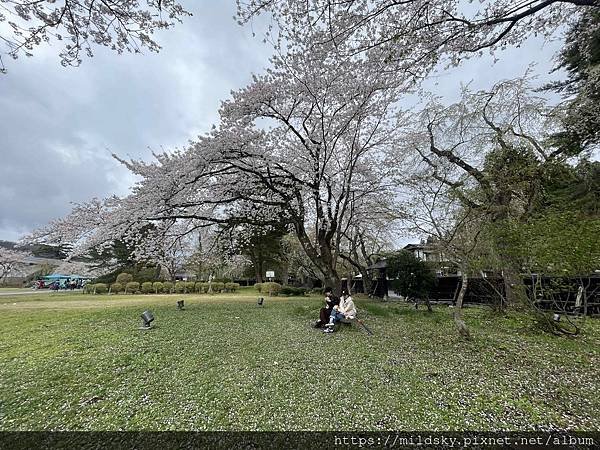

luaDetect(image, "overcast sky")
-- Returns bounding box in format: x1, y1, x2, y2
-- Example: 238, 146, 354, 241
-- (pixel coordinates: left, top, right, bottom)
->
0, 2, 566, 243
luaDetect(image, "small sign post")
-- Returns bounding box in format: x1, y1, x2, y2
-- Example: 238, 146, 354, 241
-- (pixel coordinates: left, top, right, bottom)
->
265, 271, 275, 296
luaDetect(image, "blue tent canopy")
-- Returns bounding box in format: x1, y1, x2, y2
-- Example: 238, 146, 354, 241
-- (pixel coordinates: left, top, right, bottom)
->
43, 274, 88, 280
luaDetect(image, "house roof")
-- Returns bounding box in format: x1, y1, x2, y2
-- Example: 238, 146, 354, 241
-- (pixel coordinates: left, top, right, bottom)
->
403, 243, 440, 253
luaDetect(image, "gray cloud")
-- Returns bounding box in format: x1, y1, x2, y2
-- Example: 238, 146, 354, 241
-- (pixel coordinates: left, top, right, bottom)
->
0, 2, 566, 242
0, 2, 272, 241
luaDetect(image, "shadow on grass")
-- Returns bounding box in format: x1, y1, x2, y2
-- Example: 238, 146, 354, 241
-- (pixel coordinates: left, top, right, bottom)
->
360, 302, 446, 323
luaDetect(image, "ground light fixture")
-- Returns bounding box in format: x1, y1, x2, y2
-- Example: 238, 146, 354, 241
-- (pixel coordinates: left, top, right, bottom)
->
177, 299, 185, 310
140, 310, 154, 330
257, 297, 264, 306
553, 313, 561, 322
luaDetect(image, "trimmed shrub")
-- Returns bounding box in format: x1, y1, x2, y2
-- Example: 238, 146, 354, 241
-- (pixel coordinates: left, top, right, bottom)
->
83, 283, 94, 294
211, 281, 224, 292
163, 281, 174, 293
225, 282, 240, 292
213, 277, 232, 283
174, 281, 186, 293
261, 282, 282, 296
110, 282, 123, 294
254, 282, 263, 293
125, 281, 140, 294
153, 281, 164, 293
141, 282, 154, 294
280, 286, 307, 296
94, 283, 108, 294
186, 281, 196, 293
116, 273, 133, 285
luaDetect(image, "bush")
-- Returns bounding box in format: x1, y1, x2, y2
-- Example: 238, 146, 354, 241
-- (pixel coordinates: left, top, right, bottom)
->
141, 282, 154, 294
83, 283, 94, 294
254, 283, 263, 293
110, 282, 123, 294
134, 266, 159, 283
261, 282, 282, 296
280, 286, 307, 296
153, 281, 164, 293
213, 277, 232, 284
194, 282, 205, 293
163, 281, 174, 293
186, 281, 196, 293
116, 273, 133, 285
386, 250, 436, 299
125, 281, 140, 294
211, 281, 225, 292
225, 282, 240, 292
93, 283, 108, 294
174, 281, 186, 293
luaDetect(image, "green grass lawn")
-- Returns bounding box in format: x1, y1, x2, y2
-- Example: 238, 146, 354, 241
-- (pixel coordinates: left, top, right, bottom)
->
0, 292, 599, 431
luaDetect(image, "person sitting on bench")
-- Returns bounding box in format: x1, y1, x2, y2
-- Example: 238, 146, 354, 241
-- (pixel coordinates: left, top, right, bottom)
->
324, 290, 356, 332
314, 287, 340, 328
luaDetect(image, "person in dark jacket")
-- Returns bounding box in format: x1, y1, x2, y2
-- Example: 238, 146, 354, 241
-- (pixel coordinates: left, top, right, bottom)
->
314, 287, 340, 328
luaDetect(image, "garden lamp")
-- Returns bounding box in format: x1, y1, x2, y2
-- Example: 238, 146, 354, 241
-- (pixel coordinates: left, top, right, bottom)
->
140, 310, 154, 329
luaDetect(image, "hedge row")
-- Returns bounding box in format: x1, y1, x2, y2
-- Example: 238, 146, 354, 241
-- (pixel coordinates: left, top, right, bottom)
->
84, 281, 241, 295
252, 282, 308, 296
280, 286, 308, 296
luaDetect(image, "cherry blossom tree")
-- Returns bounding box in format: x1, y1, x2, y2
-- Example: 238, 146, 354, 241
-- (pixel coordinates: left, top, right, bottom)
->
202, 45, 403, 290
28, 34, 405, 293
0, 0, 190, 73
183, 225, 253, 281
0, 247, 28, 284
396, 76, 577, 307
397, 170, 486, 336
53, 259, 106, 278
278, 233, 321, 287
184, 227, 219, 280
132, 220, 197, 280
238, 0, 596, 84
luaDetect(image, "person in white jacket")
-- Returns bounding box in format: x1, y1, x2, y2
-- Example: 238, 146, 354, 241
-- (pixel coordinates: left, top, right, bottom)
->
324, 290, 356, 332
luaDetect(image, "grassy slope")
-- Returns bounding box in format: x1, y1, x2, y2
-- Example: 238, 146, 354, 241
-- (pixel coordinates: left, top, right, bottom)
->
0, 292, 599, 431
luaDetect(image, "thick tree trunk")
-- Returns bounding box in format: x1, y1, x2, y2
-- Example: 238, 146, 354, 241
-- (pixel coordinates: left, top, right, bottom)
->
344, 275, 352, 294
323, 273, 342, 295
280, 261, 289, 286
359, 268, 372, 295
255, 267, 263, 284
250, 253, 263, 283
502, 265, 526, 309
454, 270, 470, 338
425, 296, 433, 312
492, 197, 527, 308
293, 220, 340, 294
